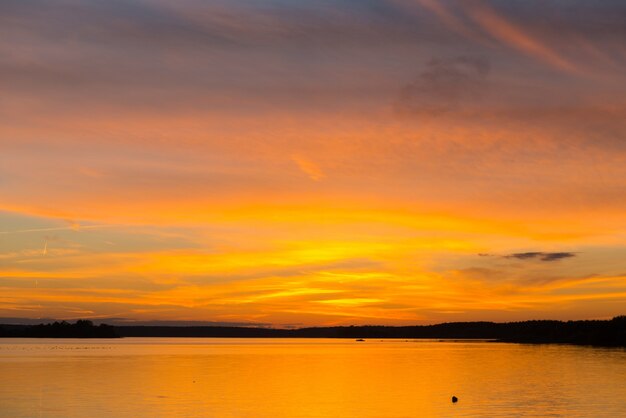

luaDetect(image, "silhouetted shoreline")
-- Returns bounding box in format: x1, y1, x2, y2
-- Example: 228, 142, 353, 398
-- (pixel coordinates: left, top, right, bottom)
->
1, 317, 625, 347
0, 320, 119, 338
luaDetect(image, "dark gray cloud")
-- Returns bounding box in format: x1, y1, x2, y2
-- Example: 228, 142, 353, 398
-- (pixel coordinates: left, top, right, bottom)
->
395, 56, 490, 116
506, 252, 576, 262
480, 252, 576, 262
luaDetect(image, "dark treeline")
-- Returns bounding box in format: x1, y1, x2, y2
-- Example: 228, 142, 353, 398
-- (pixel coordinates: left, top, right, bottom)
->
0, 320, 119, 338
116, 317, 626, 347
1, 317, 625, 347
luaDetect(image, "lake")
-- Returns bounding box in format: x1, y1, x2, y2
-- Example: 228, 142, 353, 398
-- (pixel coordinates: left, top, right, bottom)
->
1, 338, 625, 417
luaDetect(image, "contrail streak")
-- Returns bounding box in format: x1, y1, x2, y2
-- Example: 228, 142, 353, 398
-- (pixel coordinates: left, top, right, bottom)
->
0, 224, 109, 235
464, 1, 581, 75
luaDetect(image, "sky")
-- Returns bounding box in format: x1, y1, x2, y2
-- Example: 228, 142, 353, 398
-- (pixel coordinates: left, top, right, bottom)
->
1, 0, 626, 326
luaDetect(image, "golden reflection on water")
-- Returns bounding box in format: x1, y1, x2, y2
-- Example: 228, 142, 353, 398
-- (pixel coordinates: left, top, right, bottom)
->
1, 338, 626, 417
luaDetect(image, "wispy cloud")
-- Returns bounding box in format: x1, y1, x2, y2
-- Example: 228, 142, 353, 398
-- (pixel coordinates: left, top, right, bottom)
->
291, 155, 325, 181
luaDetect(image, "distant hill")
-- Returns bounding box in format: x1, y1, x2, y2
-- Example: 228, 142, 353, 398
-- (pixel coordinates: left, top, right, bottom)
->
2, 317, 625, 347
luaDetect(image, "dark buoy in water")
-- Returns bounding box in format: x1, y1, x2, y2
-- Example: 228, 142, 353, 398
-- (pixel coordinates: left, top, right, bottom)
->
452, 396, 458, 403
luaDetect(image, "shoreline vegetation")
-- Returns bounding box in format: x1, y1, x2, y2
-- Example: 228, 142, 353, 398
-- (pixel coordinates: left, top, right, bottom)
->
0, 320, 118, 339
1, 317, 625, 348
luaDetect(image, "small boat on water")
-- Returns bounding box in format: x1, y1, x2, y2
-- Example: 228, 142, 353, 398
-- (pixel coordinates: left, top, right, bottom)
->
356, 339, 365, 342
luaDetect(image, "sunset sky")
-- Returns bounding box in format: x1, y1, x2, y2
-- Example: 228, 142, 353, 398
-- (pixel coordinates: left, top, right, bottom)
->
1, 0, 626, 326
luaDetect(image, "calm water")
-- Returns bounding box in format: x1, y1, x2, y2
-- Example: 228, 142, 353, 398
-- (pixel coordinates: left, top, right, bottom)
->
1, 338, 625, 417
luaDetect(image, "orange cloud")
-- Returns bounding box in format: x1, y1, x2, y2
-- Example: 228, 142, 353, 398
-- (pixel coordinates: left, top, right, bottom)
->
291, 155, 326, 181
